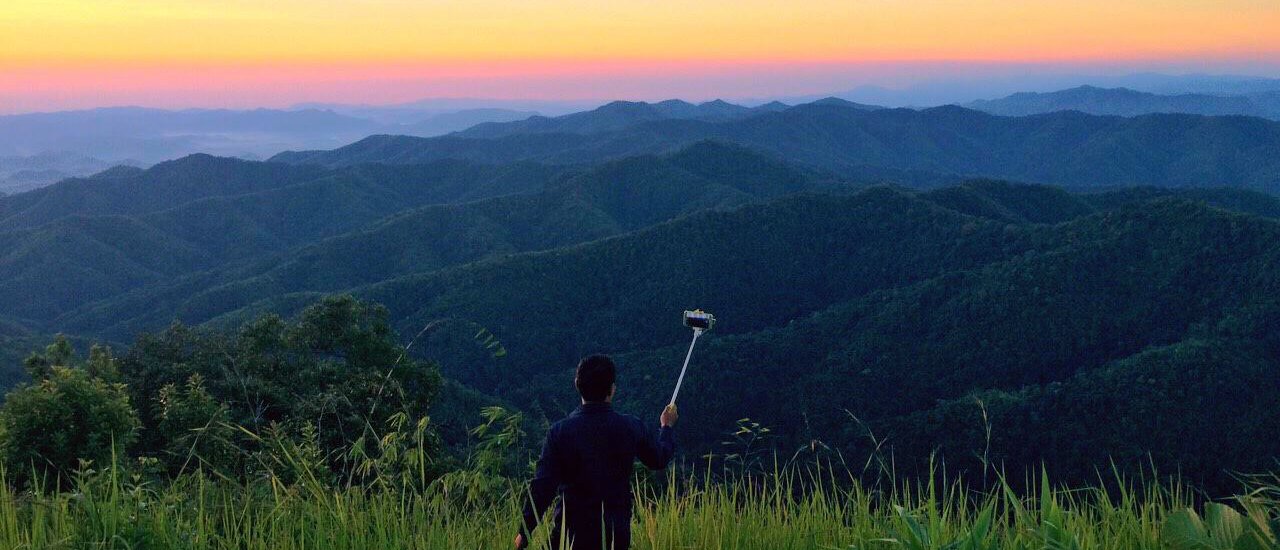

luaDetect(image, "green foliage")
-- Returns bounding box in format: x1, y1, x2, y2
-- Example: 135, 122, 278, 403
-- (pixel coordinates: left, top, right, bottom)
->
0, 455, 1271, 550
0, 337, 139, 487
245, 421, 335, 487
22, 335, 74, 379
0, 154, 324, 230
429, 406, 528, 510
347, 412, 442, 492
0, 216, 213, 320
117, 295, 444, 479
0, 332, 95, 390
467, 406, 526, 477
7, 176, 1280, 495
715, 418, 774, 477
0, 295, 449, 490
1163, 503, 1277, 550
924, 179, 1096, 224
154, 374, 239, 476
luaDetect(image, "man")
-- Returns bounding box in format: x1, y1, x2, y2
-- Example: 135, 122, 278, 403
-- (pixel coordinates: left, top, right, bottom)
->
515, 354, 678, 550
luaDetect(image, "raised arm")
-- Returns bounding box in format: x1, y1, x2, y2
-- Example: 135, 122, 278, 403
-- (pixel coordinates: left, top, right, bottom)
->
636, 404, 677, 470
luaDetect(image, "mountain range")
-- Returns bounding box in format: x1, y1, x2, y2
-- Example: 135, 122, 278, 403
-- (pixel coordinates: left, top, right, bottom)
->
968, 85, 1280, 119
2, 93, 1280, 491
455, 99, 796, 138
806, 73, 1280, 108
10, 77, 1280, 192
275, 98, 1280, 192
0, 105, 554, 172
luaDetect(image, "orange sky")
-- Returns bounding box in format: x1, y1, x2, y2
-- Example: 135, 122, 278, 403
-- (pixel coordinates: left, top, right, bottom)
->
2, 0, 1279, 111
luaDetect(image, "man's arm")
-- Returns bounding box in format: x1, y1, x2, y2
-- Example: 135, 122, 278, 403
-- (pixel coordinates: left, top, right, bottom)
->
636, 404, 677, 470
519, 426, 562, 545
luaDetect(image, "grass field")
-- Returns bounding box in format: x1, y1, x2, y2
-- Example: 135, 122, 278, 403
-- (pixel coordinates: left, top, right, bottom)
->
1, 457, 1276, 550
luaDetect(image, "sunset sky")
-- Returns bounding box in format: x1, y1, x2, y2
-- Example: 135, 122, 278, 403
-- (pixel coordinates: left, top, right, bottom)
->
3, 0, 1280, 112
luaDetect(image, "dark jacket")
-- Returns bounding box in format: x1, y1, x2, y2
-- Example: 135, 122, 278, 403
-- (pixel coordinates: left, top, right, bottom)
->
521, 402, 675, 550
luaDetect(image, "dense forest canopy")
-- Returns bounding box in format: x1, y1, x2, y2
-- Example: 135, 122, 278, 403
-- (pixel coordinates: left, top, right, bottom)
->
1, 98, 1279, 497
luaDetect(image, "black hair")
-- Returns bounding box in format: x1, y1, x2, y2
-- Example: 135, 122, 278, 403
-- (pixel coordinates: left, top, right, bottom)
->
575, 354, 616, 402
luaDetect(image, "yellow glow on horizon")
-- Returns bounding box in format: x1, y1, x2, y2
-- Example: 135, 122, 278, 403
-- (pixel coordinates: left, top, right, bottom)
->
2, 0, 1279, 67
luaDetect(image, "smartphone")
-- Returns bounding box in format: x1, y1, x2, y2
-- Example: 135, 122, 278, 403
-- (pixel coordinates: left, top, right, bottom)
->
683, 309, 715, 330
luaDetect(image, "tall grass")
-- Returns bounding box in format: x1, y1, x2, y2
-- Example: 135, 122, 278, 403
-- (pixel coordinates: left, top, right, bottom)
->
0, 411, 1273, 549
0, 455, 1274, 549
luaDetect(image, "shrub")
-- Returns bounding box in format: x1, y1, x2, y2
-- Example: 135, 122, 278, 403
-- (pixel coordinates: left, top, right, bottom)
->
154, 373, 240, 476
0, 337, 138, 487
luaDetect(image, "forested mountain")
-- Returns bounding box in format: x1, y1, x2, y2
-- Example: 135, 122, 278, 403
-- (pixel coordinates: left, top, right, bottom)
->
0, 215, 212, 322
967, 85, 1280, 119
274, 100, 1280, 192
0, 156, 565, 325
308, 183, 1280, 491
0, 155, 325, 230
611, 198, 1280, 491
36, 176, 1264, 491
52, 143, 838, 339
2, 98, 1280, 492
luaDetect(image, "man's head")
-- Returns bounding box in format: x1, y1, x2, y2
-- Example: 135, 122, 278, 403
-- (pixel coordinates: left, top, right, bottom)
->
575, 354, 616, 403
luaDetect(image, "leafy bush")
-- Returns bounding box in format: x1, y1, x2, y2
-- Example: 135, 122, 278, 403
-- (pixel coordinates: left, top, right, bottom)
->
117, 295, 444, 479
0, 337, 139, 487
154, 373, 239, 476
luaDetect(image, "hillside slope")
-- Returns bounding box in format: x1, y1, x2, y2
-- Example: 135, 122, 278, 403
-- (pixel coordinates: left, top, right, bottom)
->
608, 199, 1280, 490
54, 143, 838, 338
0, 157, 564, 326
5, 168, 1279, 490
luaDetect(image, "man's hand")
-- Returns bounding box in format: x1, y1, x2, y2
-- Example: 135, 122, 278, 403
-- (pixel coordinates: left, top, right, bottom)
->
661, 403, 678, 427
514, 533, 528, 549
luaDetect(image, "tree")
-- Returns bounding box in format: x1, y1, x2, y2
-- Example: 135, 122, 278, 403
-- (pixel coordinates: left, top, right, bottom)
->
0, 337, 139, 487
119, 295, 443, 476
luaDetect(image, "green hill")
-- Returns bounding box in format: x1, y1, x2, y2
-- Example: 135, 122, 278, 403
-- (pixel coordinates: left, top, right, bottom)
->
0, 158, 564, 326
136, 161, 560, 261
0, 155, 325, 230
0, 216, 212, 320
128, 183, 1280, 490
2, 135, 1280, 489
608, 199, 1280, 491
53, 143, 838, 339
889, 330, 1280, 492
210, 188, 1051, 400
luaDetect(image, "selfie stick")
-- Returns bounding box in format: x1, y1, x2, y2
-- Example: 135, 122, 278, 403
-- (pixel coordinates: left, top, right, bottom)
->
670, 310, 714, 406
668, 329, 702, 406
